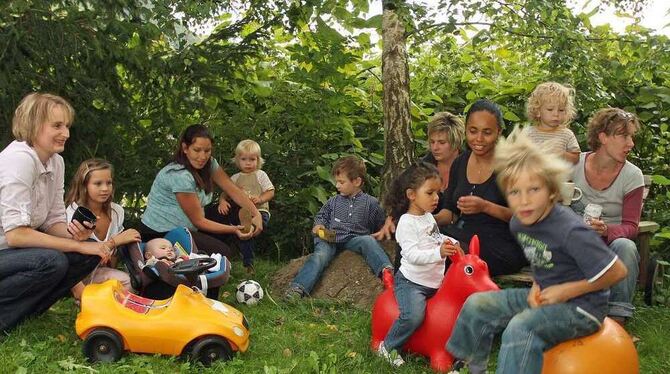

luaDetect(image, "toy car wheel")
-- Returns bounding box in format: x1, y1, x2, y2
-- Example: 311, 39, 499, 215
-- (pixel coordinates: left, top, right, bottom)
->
83, 328, 123, 363
190, 336, 233, 366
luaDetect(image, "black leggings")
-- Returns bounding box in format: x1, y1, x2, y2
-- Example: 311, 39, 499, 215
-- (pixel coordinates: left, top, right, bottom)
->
137, 222, 233, 258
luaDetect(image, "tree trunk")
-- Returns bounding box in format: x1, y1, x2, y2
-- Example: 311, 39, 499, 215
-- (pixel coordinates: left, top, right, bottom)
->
380, 0, 414, 204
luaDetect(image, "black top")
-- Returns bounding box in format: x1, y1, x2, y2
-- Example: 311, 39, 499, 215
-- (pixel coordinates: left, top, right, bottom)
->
440, 149, 527, 275
421, 152, 448, 215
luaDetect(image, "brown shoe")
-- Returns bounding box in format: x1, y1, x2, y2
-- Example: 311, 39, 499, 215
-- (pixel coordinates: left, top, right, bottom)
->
245, 265, 256, 275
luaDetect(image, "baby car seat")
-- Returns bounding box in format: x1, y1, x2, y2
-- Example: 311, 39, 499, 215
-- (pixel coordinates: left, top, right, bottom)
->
119, 227, 231, 299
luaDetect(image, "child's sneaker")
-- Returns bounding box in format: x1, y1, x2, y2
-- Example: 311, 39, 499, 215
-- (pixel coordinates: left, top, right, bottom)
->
283, 286, 303, 302
377, 342, 405, 367
380, 267, 394, 288
447, 359, 465, 373
245, 264, 256, 275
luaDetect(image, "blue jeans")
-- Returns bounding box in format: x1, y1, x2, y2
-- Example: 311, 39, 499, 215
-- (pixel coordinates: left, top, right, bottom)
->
608, 238, 639, 318
290, 235, 392, 294
239, 212, 270, 266
0, 248, 100, 333
447, 289, 601, 374
383, 271, 437, 351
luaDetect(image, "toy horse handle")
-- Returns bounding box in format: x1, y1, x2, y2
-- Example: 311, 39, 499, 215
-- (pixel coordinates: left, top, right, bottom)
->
448, 234, 480, 263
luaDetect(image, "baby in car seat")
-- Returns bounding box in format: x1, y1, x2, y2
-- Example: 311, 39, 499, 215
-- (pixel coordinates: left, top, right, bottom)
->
144, 238, 187, 266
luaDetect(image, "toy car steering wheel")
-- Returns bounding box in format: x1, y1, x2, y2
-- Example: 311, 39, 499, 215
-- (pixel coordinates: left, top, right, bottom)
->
171, 257, 217, 275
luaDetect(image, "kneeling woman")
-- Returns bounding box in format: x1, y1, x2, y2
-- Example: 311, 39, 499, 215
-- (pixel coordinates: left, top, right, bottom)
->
0, 93, 108, 333
139, 124, 263, 264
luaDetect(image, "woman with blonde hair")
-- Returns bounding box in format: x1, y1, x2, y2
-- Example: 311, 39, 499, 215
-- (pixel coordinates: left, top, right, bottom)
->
0, 93, 107, 333
571, 107, 644, 326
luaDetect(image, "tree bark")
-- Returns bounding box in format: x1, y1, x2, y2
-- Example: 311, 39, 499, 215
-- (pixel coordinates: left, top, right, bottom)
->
380, 1, 414, 204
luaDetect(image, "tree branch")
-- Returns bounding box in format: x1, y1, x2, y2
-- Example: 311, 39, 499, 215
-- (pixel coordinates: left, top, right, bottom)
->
412, 21, 649, 44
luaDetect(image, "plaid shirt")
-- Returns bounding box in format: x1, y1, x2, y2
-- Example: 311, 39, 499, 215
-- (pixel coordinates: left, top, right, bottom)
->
314, 191, 386, 243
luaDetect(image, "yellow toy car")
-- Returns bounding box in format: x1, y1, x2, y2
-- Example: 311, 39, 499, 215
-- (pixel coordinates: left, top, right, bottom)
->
75, 279, 249, 365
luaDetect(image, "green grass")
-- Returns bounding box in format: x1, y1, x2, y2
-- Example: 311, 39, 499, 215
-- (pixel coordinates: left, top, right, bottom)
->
1, 259, 669, 373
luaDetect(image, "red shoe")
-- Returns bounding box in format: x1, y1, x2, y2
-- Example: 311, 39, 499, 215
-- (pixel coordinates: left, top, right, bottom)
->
381, 267, 394, 289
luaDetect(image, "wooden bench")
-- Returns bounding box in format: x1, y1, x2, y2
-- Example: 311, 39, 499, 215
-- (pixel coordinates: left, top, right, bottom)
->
497, 175, 660, 303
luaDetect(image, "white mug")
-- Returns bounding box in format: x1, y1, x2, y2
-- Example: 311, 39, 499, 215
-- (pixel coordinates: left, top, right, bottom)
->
560, 182, 583, 206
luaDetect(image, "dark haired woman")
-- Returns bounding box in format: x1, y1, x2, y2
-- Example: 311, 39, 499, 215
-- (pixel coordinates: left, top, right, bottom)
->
439, 99, 527, 276
139, 124, 262, 259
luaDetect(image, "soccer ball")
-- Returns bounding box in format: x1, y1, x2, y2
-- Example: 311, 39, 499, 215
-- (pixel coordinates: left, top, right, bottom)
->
235, 280, 264, 305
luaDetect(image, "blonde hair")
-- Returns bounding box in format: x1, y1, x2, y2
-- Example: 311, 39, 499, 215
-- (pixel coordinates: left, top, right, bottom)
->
494, 126, 571, 204
65, 158, 114, 216
526, 82, 576, 126
12, 92, 75, 145
233, 139, 264, 169
586, 108, 640, 151
427, 112, 465, 150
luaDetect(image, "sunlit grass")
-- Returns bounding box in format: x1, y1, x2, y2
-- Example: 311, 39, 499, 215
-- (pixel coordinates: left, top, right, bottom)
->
0, 260, 668, 373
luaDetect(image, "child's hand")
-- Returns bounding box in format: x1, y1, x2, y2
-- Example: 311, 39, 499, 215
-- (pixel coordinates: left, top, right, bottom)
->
68, 219, 95, 241
537, 283, 575, 306
527, 282, 541, 308
250, 195, 261, 205
456, 195, 488, 215
114, 229, 141, 246
312, 225, 326, 236
440, 239, 460, 258
218, 200, 231, 215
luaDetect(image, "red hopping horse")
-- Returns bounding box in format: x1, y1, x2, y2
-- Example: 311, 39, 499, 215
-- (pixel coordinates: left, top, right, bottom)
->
370, 235, 500, 372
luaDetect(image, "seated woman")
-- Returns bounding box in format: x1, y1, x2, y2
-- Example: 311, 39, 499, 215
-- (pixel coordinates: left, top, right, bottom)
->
0, 93, 107, 333
138, 124, 262, 298
421, 112, 466, 225
438, 99, 527, 276
570, 108, 644, 325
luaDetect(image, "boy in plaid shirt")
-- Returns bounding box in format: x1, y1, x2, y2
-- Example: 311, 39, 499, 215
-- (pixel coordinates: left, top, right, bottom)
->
285, 156, 393, 299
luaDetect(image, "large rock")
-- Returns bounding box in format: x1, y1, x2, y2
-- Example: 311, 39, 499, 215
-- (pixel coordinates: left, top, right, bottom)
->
271, 240, 397, 309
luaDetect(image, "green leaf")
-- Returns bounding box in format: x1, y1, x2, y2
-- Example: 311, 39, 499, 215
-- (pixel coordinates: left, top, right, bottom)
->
651, 175, 670, 185
366, 15, 382, 29
310, 186, 330, 204
460, 71, 475, 82
503, 111, 521, 122
316, 166, 333, 183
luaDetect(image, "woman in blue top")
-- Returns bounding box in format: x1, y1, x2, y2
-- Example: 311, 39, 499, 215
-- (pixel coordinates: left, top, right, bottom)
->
139, 124, 263, 259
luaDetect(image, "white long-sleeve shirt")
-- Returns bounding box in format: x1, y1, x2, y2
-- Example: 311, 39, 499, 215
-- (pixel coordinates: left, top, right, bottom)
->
396, 212, 457, 289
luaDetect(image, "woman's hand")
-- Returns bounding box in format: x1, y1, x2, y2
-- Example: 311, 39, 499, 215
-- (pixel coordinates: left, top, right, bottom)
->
236, 226, 254, 240
588, 218, 608, 237
217, 199, 231, 215
80, 241, 112, 263
527, 282, 541, 308
250, 214, 263, 236
456, 195, 488, 215
113, 229, 141, 246
68, 220, 95, 241
372, 216, 396, 240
